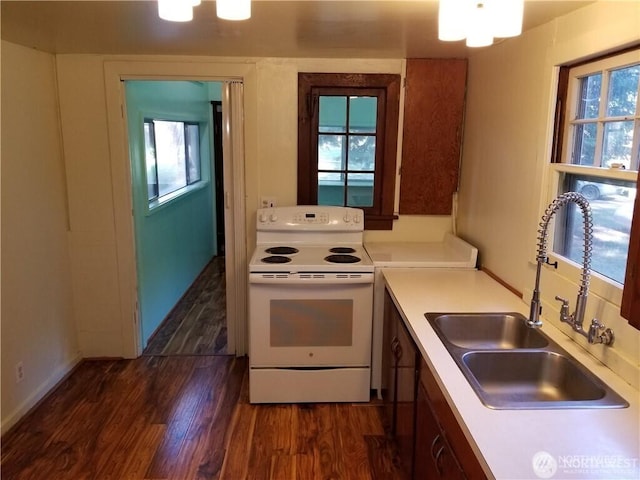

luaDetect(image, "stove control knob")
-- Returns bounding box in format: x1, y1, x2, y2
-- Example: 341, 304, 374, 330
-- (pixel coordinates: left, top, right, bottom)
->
269, 213, 278, 222
354, 214, 362, 224
259, 213, 268, 223
343, 214, 351, 223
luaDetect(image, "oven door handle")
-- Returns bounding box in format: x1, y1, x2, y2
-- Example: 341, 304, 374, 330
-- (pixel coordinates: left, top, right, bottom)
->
249, 272, 374, 284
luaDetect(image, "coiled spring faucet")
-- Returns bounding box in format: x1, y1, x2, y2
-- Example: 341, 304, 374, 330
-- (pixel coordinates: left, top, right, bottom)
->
528, 192, 614, 345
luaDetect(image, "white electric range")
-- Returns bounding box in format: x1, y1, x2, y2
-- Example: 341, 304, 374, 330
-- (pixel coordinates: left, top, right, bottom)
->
248, 206, 374, 403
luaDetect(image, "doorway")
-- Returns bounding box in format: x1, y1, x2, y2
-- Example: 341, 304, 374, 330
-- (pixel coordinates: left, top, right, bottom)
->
123, 80, 228, 356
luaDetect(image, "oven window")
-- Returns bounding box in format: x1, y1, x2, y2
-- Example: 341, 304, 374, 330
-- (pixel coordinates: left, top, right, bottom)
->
270, 299, 353, 347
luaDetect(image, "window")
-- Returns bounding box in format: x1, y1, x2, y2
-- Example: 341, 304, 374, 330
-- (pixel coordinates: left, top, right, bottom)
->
317, 96, 377, 208
298, 73, 401, 230
144, 119, 201, 203
553, 49, 639, 285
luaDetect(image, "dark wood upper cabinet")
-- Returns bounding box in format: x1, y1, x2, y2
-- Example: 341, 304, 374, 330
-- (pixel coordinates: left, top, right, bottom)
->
400, 58, 467, 215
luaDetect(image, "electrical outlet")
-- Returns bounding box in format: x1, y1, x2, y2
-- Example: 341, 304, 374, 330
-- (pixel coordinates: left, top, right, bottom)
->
15, 362, 24, 383
260, 196, 276, 208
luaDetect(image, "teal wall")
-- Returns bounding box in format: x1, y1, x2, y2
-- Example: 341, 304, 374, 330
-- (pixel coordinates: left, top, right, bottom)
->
125, 80, 220, 346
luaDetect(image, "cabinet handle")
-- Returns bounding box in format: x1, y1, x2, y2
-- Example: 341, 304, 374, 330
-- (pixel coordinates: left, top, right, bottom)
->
430, 434, 441, 460
395, 343, 403, 360
391, 337, 399, 356
435, 445, 446, 476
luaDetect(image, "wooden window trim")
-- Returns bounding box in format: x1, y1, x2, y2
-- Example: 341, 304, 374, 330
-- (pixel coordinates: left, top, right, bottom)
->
298, 73, 400, 230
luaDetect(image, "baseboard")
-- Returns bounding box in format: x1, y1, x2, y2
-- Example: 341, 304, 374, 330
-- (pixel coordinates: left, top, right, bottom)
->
1, 354, 83, 437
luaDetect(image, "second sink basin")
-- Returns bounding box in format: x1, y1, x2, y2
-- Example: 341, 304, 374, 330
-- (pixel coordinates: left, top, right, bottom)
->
462, 351, 612, 409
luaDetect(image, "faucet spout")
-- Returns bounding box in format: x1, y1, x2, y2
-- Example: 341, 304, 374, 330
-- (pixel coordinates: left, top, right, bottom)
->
528, 192, 594, 332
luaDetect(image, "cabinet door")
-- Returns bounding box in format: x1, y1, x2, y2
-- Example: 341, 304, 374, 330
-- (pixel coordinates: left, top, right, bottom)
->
420, 358, 486, 479
415, 382, 441, 479
396, 312, 418, 478
416, 383, 466, 480
399, 58, 467, 215
382, 289, 399, 433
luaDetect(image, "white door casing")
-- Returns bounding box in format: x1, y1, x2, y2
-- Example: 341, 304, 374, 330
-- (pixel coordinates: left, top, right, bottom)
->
104, 60, 256, 358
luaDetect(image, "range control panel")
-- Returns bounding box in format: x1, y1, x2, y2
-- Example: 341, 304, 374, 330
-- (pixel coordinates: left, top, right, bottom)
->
256, 206, 364, 231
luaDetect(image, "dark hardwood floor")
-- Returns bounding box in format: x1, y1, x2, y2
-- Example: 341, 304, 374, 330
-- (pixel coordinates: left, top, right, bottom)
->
144, 256, 227, 356
1, 356, 404, 480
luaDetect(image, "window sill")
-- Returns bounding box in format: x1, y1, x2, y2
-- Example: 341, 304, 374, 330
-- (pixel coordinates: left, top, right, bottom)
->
146, 181, 208, 216
550, 163, 637, 182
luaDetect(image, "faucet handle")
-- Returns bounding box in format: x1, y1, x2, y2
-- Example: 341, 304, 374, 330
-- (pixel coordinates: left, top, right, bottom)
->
554, 296, 570, 322
588, 318, 615, 346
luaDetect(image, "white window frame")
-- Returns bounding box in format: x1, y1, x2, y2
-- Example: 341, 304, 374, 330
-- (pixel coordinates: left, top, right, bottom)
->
548, 48, 640, 302
142, 117, 207, 213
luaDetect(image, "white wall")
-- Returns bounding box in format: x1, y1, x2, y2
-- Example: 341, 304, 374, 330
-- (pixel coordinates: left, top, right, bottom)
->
1, 41, 80, 434
458, 1, 640, 388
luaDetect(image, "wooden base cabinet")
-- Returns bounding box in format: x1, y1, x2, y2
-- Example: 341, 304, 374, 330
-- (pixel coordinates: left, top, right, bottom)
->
382, 289, 418, 477
383, 288, 486, 480
415, 366, 465, 479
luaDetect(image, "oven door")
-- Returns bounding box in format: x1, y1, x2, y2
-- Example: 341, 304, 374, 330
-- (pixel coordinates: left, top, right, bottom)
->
249, 273, 373, 367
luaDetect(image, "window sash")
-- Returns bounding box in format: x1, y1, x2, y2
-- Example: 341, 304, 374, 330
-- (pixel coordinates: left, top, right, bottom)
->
144, 119, 201, 203
563, 50, 640, 171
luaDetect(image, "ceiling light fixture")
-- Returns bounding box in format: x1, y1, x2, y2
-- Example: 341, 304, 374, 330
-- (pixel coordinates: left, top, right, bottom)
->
216, 0, 252, 21
438, 0, 524, 48
158, 0, 194, 22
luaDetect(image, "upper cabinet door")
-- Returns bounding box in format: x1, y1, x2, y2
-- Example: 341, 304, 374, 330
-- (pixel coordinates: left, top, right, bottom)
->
400, 59, 467, 215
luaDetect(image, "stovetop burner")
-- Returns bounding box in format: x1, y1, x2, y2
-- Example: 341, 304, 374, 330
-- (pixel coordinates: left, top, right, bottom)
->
330, 247, 356, 254
324, 254, 361, 264
261, 255, 292, 264
265, 246, 299, 255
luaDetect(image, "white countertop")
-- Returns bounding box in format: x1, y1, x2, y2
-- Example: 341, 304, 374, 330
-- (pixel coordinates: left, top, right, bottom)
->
365, 233, 478, 268
383, 269, 640, 480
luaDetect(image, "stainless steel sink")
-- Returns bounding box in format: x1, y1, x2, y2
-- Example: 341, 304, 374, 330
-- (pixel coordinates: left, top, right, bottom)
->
424, 312, 628, 410
429, 313, 548, 349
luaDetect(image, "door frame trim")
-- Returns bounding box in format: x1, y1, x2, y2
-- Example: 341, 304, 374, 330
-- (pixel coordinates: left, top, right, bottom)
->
104, 60, 256, 358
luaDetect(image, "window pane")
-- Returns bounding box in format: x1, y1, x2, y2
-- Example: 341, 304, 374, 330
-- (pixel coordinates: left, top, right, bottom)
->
571, 122, 597, 165
318, 134, 345, 171
319, 96, 347, 133
318, 172, 345, 206
185, 124, 201, 183
602, 120, 634, 168
347, 173, 374, 207
577, 74, 602, 120
154, 120, 187, 198
144, 122, 158, 200
558, 174, 636, 284
348, 135, 376, 171
349, 96, 377, 133
606, 65, 639, 117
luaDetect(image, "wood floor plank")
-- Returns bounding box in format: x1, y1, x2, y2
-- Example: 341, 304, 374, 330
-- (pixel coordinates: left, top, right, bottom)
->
170, 356, 235, 480
121, 424, 167, 480
219, 403, 257, 480
145, 361, 216, 478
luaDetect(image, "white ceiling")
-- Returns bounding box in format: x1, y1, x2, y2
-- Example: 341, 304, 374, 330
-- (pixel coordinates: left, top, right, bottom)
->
1, 0, 595, 58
